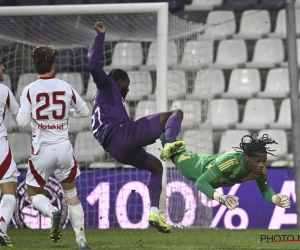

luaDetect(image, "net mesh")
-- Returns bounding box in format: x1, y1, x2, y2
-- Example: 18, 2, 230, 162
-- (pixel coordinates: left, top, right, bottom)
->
0, 11, 213, 229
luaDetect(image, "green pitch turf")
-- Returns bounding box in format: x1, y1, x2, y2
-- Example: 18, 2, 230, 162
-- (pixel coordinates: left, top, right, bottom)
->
6, 228, 300, 249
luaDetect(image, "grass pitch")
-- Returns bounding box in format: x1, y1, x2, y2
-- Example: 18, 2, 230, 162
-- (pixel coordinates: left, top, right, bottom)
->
6, 228, 300, 249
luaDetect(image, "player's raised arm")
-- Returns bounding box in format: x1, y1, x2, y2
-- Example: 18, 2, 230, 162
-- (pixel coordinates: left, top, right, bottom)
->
89, 21, 107, 85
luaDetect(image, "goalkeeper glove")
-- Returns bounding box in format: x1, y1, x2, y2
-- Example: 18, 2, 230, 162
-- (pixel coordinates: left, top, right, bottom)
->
272, 194, 291, 209
213, 192, 239, 211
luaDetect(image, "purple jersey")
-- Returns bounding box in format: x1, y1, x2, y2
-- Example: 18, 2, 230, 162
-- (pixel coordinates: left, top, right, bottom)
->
89, 33, 130, 146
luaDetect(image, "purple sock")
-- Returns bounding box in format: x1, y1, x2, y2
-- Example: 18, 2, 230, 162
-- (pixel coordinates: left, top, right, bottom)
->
165, 115, 182, 144
147, 173, 162, 208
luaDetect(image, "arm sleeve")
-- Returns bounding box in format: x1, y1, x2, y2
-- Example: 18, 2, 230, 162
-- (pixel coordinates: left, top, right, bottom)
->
195, 155, 234, 199
70, 87, 88, 116
7, 88, 19, 115
16, 88, 32, 128
69, 105, 89, 118
89, 32, 108, 86
256, 166, 276, 203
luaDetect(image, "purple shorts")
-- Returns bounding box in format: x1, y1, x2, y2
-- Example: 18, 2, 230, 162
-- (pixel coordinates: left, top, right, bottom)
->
106, 114, 163, 170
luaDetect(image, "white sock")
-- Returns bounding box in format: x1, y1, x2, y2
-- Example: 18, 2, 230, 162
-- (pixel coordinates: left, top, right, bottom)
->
0, 194, 16, 233
164, 143, 171, 149
151, 207, 159, 214
32, 194, 54, 217
68, 203, 86, 242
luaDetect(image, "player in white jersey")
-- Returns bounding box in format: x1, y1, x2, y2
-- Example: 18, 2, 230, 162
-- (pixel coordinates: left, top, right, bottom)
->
16, 46, 90, 249
0, 61, 20, 247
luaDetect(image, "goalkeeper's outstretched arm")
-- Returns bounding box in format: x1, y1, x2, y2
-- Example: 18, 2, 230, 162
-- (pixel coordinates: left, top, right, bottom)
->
256, 173, 291, 209
89, 21, 107, 86
196, 175, 239, 211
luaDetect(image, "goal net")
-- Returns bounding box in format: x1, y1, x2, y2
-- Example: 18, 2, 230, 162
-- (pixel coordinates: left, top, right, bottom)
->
0, 4, 213, 230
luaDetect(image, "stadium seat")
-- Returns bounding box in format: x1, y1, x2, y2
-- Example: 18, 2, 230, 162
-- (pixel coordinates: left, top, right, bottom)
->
257, 68, 289, 98
184, 0, 223, 11
297, 0, 300, 7
233, 10, 271, 39
15, 73, 38, 101
170, 100, 201, 128
74, 131, 106, 163
19, 0, 50, 5
125, 71, 152, 101
269, 98, 292, 130
213, 39, 247, 69
281, 39, 300, 68
183, 129, 213, 154
211, 99, 239, 130
221, 69, 261, 99
0, 0, 14, 6
258, 129, 288, 162
74, 47, 89, 73
69, 102, 92, 133
7, 132, 31, 164
55, 48, 75, 73
140, 41, 177, 71
150, 70, 186, 100
103, 42, 143, 71
55, 72, 84, 95
83, 76, 96, 102
269, 9, 300, 38
54, 0, 84, 4
217, 130, 251, 155
89, 162, 117, 169
235, 99, 276, 130
178, 40, 213, 70
202, 11, 236, 40
173, 10, 202, 23
1, 74, 11, 89
256, 0, 287, 10
88, 0, 118, 3
245, 39, 284, 68
186, 69, 225, 99
134, 100, 156, 121
220, 0, 258, 11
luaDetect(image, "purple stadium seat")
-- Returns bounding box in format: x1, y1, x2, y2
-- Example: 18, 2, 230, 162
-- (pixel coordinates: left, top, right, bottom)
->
54, 0, 84, 4
55, 49, 74, 73
0, 0, 14, 6
256, 0, 285, 10
18, 0, 50, 5
220, 0, 258, 10
74, 47, 89, 73
157, 0, 189, 13
173, 10, 201, 23
88, 0, 119, 3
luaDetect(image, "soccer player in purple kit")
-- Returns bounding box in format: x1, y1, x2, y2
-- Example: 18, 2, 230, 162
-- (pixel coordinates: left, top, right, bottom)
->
89, 21, 186, 233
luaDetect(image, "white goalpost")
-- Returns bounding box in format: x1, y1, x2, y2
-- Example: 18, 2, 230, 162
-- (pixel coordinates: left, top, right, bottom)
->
0, 3, 213, 230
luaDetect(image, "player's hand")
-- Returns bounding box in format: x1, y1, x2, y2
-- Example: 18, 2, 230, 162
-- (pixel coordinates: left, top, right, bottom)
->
94, 21, 106, 33
218, 195, 239, 211
272, 194, 291, 209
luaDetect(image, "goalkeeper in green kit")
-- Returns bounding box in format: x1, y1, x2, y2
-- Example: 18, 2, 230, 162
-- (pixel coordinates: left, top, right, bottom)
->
160, 132, 291, 210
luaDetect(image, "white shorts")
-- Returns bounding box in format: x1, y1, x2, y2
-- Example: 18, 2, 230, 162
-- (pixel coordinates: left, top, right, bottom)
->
26, 140, 80, 188
0, 138, 19, 183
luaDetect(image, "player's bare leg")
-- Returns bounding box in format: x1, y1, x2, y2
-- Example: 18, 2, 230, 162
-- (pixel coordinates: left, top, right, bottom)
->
27, 185, 62, 243
0, 182, 17, 247
61, 181, 89, 249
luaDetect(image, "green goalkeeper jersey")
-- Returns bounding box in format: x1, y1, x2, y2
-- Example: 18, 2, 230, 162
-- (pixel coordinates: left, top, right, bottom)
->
172, 151, 276, 202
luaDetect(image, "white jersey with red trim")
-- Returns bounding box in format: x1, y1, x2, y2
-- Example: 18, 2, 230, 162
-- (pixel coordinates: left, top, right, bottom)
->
0, 83, 19, 139
19, 77, 86, 154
